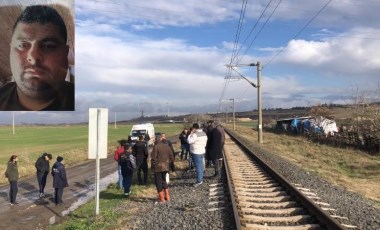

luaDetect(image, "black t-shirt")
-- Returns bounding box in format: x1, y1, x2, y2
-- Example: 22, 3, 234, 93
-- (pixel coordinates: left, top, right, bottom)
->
0, 81, 74, 111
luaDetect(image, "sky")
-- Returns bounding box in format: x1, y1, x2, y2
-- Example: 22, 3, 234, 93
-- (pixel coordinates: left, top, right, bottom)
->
0, 0, 380, 124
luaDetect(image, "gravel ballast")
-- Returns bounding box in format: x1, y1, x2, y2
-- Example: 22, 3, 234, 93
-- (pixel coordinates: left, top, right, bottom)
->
124, 167, 236, 230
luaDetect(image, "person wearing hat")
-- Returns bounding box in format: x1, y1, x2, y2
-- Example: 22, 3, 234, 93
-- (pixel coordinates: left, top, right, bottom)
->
35, 152, 52, 198
52, 156, 68, 205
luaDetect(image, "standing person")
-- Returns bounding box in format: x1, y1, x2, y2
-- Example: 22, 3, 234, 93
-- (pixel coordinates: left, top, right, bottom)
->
133, 135, 149, 185
120, 144, 135, 196
187, 123, 208, 187
216, 123, 225, 147
5, 155, 19, 205
52, 156, 68, 205
35, 152, 52, 198
160, 133, 176, 172
0, 5, 74, 111
151, 133, 174, 203
187, 127, 195, 170
144, 133, 151, 146
208, 122, 225, 180
114, 139, 126, 189
179, 128, 190, 161
205, 121, 215, 167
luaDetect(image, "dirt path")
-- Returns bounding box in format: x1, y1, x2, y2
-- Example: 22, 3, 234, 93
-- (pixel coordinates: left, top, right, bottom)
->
0, 156, 118, 230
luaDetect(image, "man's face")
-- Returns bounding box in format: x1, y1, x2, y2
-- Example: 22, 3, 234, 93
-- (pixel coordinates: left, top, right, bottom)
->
10, 22, 69, 99
126, 147, 132, 153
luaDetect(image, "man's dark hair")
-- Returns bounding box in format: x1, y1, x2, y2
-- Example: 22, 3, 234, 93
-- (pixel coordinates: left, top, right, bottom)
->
13, 5, 67, 42
193, 123, 199, 129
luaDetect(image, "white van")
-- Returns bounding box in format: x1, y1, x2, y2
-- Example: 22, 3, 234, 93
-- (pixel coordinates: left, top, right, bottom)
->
130, 123, 155, 146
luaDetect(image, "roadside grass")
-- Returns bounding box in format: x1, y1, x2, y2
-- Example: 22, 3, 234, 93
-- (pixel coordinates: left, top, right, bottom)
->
232, 124, 380, 204
49, 175, 158, 230
0, 123, 184, 185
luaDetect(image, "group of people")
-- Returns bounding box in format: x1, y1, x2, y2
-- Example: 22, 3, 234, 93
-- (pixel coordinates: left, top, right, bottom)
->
113, 121, 225, 204
114, 135, 149, 196
4, 153, 68, 206
114, 133, 175, 203
180, 120, 225, 187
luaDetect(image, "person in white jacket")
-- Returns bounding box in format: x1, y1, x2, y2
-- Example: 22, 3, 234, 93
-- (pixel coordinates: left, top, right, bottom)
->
187, 123, 208, 187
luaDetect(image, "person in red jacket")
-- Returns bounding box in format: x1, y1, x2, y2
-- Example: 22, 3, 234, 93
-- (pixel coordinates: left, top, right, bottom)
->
114, 139, 126, 189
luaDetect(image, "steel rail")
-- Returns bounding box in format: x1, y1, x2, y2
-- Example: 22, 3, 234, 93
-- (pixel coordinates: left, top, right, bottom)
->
224, 128, 347, 230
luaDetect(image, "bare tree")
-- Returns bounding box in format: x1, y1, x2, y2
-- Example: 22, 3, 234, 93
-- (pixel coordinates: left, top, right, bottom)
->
351, 84, 380, 135
185, 114, 213, 124
308, 104, 334, 119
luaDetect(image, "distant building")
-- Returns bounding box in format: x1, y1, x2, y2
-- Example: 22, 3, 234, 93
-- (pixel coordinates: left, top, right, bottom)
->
237, 117, 252, 122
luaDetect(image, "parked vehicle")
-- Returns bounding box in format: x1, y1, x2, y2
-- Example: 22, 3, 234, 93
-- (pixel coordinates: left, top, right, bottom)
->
130, 123, 155, 146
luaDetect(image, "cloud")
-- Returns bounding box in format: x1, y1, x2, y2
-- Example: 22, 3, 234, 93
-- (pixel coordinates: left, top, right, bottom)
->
267, 28, 380, 80
75, 0, 240, 28
74, 23, 231, 116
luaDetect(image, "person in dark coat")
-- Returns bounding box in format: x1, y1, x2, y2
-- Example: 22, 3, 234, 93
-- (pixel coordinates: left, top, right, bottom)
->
5, 155, 19, 205
208, 123, 225, 180
35, 152, 52, 198
205, 121, 215, 167
133, 135, 149, 184
179, 128, 190, 161
52, 156, 68, 205
151, 134, 174, 203
120, 143, 134, 196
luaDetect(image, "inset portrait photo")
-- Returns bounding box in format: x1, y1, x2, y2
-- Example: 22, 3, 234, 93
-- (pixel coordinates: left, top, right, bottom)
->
0, 0, 74, 111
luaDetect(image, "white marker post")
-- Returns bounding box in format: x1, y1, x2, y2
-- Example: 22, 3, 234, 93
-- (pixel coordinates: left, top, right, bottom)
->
88, 108, 108, 216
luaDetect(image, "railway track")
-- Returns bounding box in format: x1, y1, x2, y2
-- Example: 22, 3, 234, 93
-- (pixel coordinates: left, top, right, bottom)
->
223, 129, 347, 230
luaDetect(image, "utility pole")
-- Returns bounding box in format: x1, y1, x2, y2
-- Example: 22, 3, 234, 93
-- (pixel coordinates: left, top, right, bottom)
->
254, 62, 263, 144
230, 98, 235, 131
225, 62, 263, 144
225, 108, 228, 125
12, 112, 15, 134
114, 112, 117, 129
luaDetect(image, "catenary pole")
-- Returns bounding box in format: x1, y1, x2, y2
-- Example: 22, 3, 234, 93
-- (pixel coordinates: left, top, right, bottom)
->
257, 62, 263, 144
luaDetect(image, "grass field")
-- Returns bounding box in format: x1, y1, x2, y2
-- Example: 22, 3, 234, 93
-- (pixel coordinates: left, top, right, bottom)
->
0, 123, 185, 184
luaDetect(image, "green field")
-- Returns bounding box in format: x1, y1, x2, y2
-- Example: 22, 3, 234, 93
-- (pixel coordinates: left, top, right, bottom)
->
0, 123, 185, 184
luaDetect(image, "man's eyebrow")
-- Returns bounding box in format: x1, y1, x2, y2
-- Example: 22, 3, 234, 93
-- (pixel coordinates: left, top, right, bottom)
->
40, 37, 63, 44
13, 37, 63, 43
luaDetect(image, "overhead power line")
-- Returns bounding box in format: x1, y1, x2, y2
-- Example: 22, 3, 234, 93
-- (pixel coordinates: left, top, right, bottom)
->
222, 0, 248, 101
237, 0, 283, 65
227, 0, 248, 77
264, 0, 333, 68
232, 0, 274, 64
